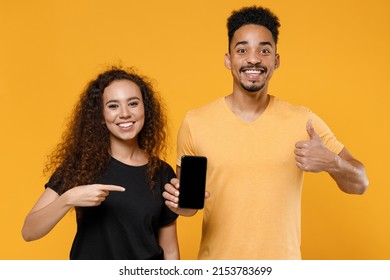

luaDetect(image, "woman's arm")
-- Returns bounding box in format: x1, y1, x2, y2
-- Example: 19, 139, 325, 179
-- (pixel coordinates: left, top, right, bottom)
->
22, 184, 125, 241
158, 220, 180, 260
21, 188, 72, 241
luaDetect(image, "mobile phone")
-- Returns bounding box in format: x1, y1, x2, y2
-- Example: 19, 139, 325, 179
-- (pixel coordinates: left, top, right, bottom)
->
179, 155, 207, 209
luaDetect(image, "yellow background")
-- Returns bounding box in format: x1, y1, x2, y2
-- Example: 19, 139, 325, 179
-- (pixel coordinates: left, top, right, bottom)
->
1, 0, 389, 260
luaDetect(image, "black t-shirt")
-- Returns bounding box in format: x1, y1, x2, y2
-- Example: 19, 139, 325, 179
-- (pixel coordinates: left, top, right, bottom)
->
46, 157, 178, 260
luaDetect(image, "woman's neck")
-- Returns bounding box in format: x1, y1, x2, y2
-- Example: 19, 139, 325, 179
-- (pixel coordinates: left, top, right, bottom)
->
109, 139, 148, 166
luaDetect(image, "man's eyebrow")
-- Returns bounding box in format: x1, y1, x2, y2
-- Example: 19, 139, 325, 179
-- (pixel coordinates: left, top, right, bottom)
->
259, 41, 273, 47
234, 41, 248, 48
234, 41, 274, 48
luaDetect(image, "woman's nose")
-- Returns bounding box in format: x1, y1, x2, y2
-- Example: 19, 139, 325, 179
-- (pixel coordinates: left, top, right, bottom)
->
119, 107, 131, 119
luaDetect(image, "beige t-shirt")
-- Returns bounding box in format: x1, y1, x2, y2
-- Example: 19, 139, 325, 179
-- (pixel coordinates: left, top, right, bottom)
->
177, 96, 344, 259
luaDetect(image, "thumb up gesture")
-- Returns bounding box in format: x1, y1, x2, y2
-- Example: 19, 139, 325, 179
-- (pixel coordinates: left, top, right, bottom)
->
294, 120, 336, 173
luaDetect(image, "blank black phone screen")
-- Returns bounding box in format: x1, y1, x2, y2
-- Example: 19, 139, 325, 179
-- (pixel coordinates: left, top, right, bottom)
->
179, 155, 207, 209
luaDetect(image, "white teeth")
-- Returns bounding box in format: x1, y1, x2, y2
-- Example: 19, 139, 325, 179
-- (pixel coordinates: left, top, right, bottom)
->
244, 69, 262, 74
118, 122, 134, 128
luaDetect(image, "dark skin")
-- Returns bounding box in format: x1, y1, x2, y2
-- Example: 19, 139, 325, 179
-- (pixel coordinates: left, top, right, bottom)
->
163, 24, 368, 216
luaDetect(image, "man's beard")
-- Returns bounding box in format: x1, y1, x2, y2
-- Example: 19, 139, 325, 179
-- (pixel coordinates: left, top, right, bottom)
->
241, 81, 265, 92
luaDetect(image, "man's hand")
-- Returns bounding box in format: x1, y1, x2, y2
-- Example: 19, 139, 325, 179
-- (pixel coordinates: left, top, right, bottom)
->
163, 178, 180, 209
163, 178, 207, 217
294, 119, 337, 173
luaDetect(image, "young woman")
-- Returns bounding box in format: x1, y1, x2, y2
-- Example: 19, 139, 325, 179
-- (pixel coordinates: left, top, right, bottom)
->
22, 67, 179, 260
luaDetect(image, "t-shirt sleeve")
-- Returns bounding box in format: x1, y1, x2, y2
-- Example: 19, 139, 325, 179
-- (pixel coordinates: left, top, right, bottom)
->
159, 163, 178, 226
176, 112, 197, 167
44, 169, 62, 195
309, 111, 344, 155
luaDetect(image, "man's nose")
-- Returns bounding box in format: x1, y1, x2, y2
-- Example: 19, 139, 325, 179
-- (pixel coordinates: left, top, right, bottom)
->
246, 51, 261, 64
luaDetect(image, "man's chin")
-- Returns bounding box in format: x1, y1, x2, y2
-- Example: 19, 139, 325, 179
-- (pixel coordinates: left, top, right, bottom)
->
241, 82, 265, 92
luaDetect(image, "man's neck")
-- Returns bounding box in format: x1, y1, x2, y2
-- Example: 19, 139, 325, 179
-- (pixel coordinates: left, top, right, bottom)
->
225, 91, 270, 123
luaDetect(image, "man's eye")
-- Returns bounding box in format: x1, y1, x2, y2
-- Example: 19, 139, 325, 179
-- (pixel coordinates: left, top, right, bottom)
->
260, 49, 271, 54
237, 49, 246, 54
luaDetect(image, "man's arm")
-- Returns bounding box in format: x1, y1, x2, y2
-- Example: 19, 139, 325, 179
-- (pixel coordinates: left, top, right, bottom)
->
327, 148, 368, 194
295, 120, 368, 194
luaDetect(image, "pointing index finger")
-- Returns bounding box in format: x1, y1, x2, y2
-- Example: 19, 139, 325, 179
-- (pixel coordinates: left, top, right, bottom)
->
101, 185, 126, 192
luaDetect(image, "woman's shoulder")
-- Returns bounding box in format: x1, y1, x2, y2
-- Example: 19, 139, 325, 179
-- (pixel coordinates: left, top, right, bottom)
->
155, 159, 175, 174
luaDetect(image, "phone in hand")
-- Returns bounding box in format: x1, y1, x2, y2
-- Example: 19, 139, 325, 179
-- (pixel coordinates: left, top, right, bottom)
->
179, 155, 207, 209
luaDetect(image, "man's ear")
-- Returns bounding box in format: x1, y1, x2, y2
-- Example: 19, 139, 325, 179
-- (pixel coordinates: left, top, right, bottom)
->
224, 53, 231, 69
275, 53, 280, 69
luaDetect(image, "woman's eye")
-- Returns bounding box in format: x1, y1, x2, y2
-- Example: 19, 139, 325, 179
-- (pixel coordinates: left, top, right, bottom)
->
107, 104, 118, 109
129, 102, 139, 107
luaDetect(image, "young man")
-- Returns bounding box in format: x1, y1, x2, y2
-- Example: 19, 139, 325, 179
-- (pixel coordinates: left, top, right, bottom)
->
163, 6, 368, 259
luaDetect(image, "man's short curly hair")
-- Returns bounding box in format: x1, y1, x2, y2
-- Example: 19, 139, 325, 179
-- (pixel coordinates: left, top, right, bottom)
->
227, 6, 280, 51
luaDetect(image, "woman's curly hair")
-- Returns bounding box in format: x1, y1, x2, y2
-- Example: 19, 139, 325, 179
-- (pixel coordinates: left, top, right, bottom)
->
45, 66, 168, 194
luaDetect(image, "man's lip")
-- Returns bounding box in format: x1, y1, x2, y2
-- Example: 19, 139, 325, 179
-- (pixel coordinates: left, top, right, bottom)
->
240, 66, 266, 73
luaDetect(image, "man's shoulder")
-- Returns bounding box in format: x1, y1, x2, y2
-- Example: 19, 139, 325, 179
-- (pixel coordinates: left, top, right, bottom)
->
271, 95, 311, 115
186, 97, 224, 117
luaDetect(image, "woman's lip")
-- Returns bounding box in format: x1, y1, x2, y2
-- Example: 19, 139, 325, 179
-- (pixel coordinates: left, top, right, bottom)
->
117, 122, 135, 128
